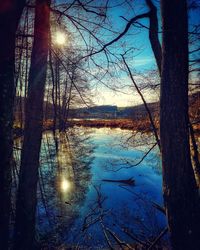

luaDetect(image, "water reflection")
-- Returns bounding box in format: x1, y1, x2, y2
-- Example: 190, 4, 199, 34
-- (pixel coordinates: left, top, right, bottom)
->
13, 127, 167, 248
61, 178, 71, 192
36, 127, 95, 245
13, 127, 95, 246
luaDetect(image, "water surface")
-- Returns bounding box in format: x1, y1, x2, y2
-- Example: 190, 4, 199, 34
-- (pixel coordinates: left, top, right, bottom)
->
14, 127, 166, 248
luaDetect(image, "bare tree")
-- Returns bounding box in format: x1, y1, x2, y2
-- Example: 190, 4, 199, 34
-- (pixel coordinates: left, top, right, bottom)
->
14, 0, 51, 249
0, 1, 25, 248
160, 1, 200, 249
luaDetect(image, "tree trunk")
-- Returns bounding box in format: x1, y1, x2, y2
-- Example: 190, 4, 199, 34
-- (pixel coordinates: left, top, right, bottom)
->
0, 1, 25, 249
146, 0, 200, 186
146, 0, 162, 75
160, 1, 200, 249
189, 122, 200, 185
14, 0, 50, 249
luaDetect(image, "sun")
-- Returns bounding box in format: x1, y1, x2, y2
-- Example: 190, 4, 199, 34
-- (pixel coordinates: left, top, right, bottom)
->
55, 32, 66, 45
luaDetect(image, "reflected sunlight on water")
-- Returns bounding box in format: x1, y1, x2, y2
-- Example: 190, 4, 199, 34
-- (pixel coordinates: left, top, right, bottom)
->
13, 127, 166, 248
61, 178, 71, 192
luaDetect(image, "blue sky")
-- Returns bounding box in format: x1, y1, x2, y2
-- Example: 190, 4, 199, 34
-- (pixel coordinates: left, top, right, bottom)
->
86, 0, 160, 106
55, 0, 200, 107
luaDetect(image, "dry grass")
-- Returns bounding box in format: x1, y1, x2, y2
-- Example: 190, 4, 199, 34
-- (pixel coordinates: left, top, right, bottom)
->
66, 118, 157, 132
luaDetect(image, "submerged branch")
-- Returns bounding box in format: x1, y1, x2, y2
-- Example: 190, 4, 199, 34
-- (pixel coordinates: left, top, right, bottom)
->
111, 142, 157, 172
102, 177, 135, 186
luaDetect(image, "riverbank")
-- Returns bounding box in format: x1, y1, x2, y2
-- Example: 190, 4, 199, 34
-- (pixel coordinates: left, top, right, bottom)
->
14, 118, 200, 138
69, 119, 200, 134
69, 118, 155, 131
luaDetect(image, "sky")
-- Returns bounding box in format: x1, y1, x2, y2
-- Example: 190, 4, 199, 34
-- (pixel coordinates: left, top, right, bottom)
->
56, 0, 200, 107
87, 0, 160, 107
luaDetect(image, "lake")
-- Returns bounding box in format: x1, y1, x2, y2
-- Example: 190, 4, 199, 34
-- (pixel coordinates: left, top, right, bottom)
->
14, 127, 167, 248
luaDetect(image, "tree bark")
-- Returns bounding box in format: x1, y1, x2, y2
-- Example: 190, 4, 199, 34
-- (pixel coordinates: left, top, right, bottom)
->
146, 0, 200, 185
189, 122, 200, 185
14, 0, 50, 249
0, 1, 25, 249
160, 1, 200, 249
146, 0, 162, 75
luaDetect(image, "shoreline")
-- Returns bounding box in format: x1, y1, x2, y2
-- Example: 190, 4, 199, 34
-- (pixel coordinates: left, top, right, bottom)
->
14, 118, 200, 138
69, 118, 150, 131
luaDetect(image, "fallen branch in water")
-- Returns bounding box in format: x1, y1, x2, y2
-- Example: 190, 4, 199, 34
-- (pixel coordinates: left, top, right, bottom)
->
152, 202, 166, 215
147, 227, 168, 250
102, 177, 135, 186
105, 227, 133, 250
121, 227, 149, 247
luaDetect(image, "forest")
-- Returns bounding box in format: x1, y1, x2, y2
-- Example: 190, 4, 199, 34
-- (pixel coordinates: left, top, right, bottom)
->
0, 0, 200, 249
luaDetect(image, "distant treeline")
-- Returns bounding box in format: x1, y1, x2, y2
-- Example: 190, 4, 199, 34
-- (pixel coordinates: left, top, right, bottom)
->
15, 91, 200, 121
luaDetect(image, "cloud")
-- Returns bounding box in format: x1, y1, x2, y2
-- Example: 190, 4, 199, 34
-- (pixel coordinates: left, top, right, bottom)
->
131, 57, 154, 68
92, 85, 158, 107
